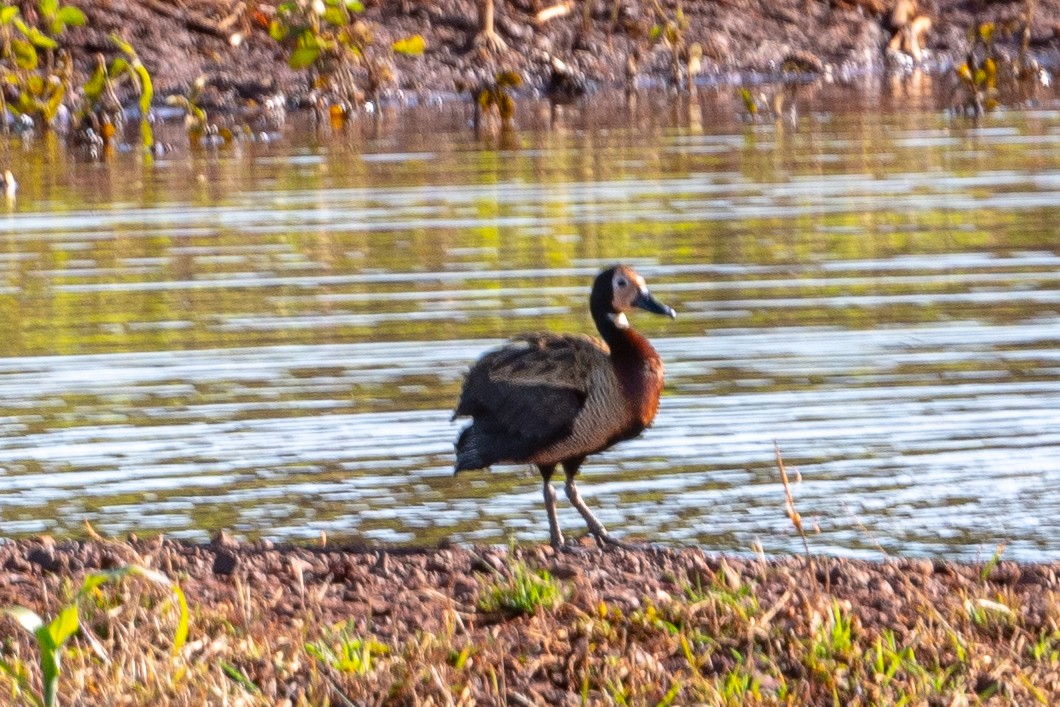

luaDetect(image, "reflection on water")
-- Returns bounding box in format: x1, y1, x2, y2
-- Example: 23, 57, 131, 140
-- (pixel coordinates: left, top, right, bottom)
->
2, 84, 1060, 559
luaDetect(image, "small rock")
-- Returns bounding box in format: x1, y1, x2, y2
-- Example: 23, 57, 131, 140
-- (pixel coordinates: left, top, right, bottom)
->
374, 552, 390, 576
211, 530, 239, 549
989, 562, 1021, 585
27, 547, 60, 573
453, 577, 478, 603
912, 558, 934, 576
426, 557, 450, 574
212, 551, 239, 575
100, 550, 125, 570
550, 562, 581, 581
868, 577, 895, 597
602, 590, 640, 612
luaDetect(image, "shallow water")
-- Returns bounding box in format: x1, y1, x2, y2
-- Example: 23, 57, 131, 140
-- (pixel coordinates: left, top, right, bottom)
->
2, 82, 1060, 560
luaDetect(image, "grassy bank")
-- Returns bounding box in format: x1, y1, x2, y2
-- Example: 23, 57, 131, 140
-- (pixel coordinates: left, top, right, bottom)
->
0, 535, 1058, 705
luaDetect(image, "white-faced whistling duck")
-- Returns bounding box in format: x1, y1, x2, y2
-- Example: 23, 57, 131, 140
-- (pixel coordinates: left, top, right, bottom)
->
452, 265, 676, 550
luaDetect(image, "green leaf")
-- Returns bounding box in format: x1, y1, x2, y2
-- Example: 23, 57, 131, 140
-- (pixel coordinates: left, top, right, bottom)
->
4, 606, 44, 635
391, 34, 425, 56
83, 65, 106, 102
109, 33, 134, 55
0, 6, 19, 24
346, 0, 364, 11
26, 27, 59, 49
134, 62, 153, 116
649, 24, 662, 42
140, 118, 153, 150
39, 0, 58, 18
54, 5, 85, 28
45, 605, 79, 649
16, 92, 33, 114
27, 74, 44, 94
108, 56, 130, 75
495, 70, 521, 89
220, 660, 260, 693
289, 45, 321, 69
11, 39, 37, 70
322, 6, 346, 26
268, 18, 287, 41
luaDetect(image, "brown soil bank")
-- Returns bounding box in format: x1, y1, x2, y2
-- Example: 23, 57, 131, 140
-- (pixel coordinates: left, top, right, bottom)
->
1, 536, 1059, 704
56, 0, 1060, 108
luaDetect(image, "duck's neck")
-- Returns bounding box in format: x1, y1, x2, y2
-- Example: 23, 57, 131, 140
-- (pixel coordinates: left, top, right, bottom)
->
593, 310, 664, 428
593, 311, 658, 364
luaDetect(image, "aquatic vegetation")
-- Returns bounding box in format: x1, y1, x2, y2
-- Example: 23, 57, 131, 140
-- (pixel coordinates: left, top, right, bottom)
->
164, 76, 209, 137
466, 69, 521, 132
648, 0, 701, 90
956, 22, 999, 117
268, 0, 424, 109
0, 2, 154, 149
0, 0, 84, 128
79, 35, 154, 148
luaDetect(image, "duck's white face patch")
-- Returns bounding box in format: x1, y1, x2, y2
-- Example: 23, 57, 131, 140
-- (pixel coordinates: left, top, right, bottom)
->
611, 268, 647, 312
608, 312, 630, 328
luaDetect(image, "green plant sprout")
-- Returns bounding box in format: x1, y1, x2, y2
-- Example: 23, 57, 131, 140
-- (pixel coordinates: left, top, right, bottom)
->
304, 621, 388, 676
477, 555, 562, 615
0, 565, 188, 707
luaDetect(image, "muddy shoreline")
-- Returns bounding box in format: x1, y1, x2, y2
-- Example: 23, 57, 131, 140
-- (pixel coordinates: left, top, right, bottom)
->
1, 535, 1059, 703
56, 0, 1060, 112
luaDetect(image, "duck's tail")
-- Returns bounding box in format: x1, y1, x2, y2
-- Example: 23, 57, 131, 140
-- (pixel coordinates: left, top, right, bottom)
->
454, 425, 486, 474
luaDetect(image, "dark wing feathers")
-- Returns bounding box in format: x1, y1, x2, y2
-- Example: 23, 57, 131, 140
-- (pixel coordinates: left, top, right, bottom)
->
454, 334, 609, 464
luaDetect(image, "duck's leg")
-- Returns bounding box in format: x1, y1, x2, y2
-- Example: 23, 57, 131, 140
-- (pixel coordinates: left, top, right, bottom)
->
472, 0, 507, 53
562, 458, 629, 549
538, 464, 564, 550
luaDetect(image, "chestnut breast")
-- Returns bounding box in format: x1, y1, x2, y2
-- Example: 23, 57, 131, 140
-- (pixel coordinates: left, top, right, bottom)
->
612, 329, 666, 430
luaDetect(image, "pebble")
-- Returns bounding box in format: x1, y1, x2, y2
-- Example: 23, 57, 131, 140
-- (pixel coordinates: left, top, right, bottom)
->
212, 551, 239, 575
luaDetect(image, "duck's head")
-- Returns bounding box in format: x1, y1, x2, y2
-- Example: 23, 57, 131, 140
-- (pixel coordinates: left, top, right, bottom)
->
591, 265, 676, 329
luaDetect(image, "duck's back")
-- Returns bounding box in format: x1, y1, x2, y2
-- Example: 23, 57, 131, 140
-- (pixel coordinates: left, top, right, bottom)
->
453, 333, 625, 470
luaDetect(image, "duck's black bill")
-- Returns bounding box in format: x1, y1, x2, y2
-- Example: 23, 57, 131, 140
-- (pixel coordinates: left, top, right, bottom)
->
633, 290, 677, 319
